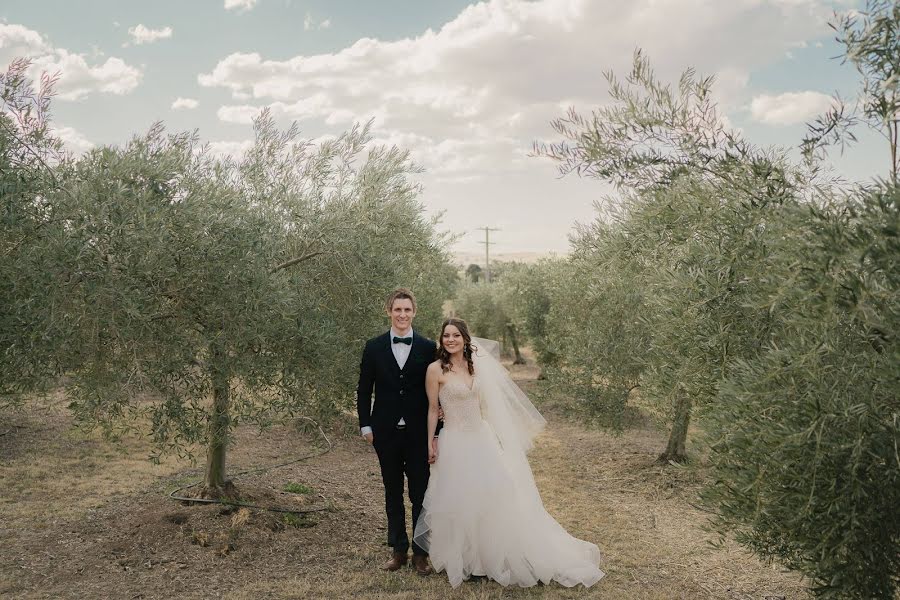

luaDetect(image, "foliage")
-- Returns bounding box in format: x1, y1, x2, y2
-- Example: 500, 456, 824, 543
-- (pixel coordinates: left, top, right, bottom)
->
453, 281, 502, 339
465, 263, 482, 283
543, 226, 648, 426
454, 261, 580, 365
702, 4, 900, 595
283, 482, 313, 494
0, 59, 71, 409
703, 186, 900, 598
452, 279, 520, 362
503, 260, 561, 365
534, 41, 899, 597
1, 65, 455, 487
536, 49, 805, 456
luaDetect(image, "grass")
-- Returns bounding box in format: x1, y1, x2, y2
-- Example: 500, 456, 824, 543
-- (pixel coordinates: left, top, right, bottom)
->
283, 481, 314, 494
0, 389, 187, 521
0, 368, 809, 599
282, 512, 317, 528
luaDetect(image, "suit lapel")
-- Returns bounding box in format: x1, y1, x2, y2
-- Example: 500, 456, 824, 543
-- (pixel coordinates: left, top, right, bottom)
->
407, 332, 428, 370
398, 332, 413, 372
382, 331, 402, 374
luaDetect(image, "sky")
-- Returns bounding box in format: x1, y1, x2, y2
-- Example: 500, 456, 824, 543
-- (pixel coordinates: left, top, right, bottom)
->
0, 0, 885, 255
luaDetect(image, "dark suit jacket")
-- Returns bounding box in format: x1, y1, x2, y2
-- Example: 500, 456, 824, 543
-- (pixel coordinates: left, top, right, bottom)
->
357, 331, 437, 438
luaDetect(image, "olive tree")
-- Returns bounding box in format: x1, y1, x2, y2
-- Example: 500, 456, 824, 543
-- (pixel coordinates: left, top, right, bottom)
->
502, 258, 565, 371
700, 2, 900, 595
701, 186, 899, 599
536, 50, 803, 461
453, 260, 572, 371
453, 281, 517, 357
67, 115, 453, 494
536, 223, 650, 427
3, 63, 455, 495
535, 16, 899, 595
465, 263, 482, 283
0, 59, 73, 410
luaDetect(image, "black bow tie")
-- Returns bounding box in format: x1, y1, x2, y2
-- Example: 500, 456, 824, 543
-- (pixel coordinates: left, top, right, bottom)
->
392, 336, 412, 345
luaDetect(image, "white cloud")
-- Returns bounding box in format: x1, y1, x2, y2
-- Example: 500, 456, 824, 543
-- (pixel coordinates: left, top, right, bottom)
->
750, 90, 834, 125
304, 13, 331, 30
0, 23, 141, 100
372, 129, 523, 180
199, 0, 842, 251
217, 104, 261, 124
0, 23, 50, 56
711, 67, 752, 109
171, 97, 199, 110
30, 51, 141, 100
126, 24, 173, 46
217, 94, 338, 124
54, 125, 94, 155
205, 139, 254, 160
225, 0, 258, 12
200, 0, 833, 173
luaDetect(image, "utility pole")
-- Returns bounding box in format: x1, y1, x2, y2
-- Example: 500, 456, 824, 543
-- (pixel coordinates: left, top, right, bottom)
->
476, 227, 500, 283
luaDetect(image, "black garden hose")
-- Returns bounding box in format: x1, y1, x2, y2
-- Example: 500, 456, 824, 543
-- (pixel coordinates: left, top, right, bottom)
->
167, 416, 333, 515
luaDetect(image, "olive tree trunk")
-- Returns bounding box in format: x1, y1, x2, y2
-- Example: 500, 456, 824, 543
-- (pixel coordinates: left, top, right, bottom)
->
506, 324, 526, 365
204, 356, 231, 492
658, 391, 692, 464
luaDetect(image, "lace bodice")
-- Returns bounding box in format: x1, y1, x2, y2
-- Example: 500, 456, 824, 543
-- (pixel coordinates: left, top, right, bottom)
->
439, 377, 482, 431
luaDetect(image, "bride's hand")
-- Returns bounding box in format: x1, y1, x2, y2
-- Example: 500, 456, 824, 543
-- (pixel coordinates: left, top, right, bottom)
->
428, 437, 439, 464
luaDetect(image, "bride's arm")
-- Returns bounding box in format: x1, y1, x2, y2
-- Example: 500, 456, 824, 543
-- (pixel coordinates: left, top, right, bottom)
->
425, 362, 441, 462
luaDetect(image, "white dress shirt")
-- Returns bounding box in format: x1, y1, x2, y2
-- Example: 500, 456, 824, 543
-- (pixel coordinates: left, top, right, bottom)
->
360, 328, 413, 436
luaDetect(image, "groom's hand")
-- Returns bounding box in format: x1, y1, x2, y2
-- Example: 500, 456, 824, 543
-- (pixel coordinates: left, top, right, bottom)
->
363, 432, 374, 445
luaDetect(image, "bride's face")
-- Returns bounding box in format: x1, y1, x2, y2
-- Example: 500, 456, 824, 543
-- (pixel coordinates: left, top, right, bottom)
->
441, 325, 465, 355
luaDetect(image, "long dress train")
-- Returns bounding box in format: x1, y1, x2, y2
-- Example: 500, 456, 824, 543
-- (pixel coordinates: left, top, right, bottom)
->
413, 374, 604, 588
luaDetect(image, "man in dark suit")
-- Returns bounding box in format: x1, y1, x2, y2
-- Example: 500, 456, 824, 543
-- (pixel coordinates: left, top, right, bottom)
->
357, 288, 437, 576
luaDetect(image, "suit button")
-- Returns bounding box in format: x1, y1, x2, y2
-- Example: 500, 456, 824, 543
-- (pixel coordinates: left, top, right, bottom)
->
400, 375, 404, 379
399, 390, 405, 395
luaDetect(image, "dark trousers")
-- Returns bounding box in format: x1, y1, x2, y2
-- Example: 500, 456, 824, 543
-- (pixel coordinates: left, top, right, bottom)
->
373, 426, 430, 556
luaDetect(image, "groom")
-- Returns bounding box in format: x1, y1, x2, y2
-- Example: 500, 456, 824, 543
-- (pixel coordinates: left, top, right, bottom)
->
357, 288, 437, 576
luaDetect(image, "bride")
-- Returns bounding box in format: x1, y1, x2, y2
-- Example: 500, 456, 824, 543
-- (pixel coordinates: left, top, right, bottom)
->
413, 318, 605, 588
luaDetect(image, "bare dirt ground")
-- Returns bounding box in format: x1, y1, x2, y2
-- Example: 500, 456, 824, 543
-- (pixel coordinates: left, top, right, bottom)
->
0, 363, 808, 600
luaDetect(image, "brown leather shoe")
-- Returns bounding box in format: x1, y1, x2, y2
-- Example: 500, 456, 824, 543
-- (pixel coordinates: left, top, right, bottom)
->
381, 551, 408, 571
411, 554, 434, 576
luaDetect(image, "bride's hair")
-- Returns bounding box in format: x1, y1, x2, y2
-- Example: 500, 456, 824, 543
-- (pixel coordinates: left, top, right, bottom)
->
437, 318, 477, 375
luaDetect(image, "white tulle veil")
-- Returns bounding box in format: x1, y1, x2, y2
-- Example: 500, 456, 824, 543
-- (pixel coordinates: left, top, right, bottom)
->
470, 337, 546, 456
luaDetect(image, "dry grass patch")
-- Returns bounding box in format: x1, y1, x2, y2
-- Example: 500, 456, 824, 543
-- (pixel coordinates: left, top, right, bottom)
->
0, 390, 187, 521
0, 365, 809, 599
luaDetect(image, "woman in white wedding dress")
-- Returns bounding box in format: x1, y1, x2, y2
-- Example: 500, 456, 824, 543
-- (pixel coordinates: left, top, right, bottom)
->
413, 318, 604, 588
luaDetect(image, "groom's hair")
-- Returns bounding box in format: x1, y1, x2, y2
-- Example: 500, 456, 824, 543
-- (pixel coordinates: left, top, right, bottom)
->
385, 288, 417, 311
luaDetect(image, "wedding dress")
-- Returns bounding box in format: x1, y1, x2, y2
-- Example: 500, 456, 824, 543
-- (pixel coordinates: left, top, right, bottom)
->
412, 340, 604, 588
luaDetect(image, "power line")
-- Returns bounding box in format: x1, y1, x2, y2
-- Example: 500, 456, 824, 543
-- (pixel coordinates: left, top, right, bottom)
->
475, 227, 500, 283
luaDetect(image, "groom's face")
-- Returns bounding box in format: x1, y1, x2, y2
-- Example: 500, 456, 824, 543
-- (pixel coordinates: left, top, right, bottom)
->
389, 298, 416, 334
